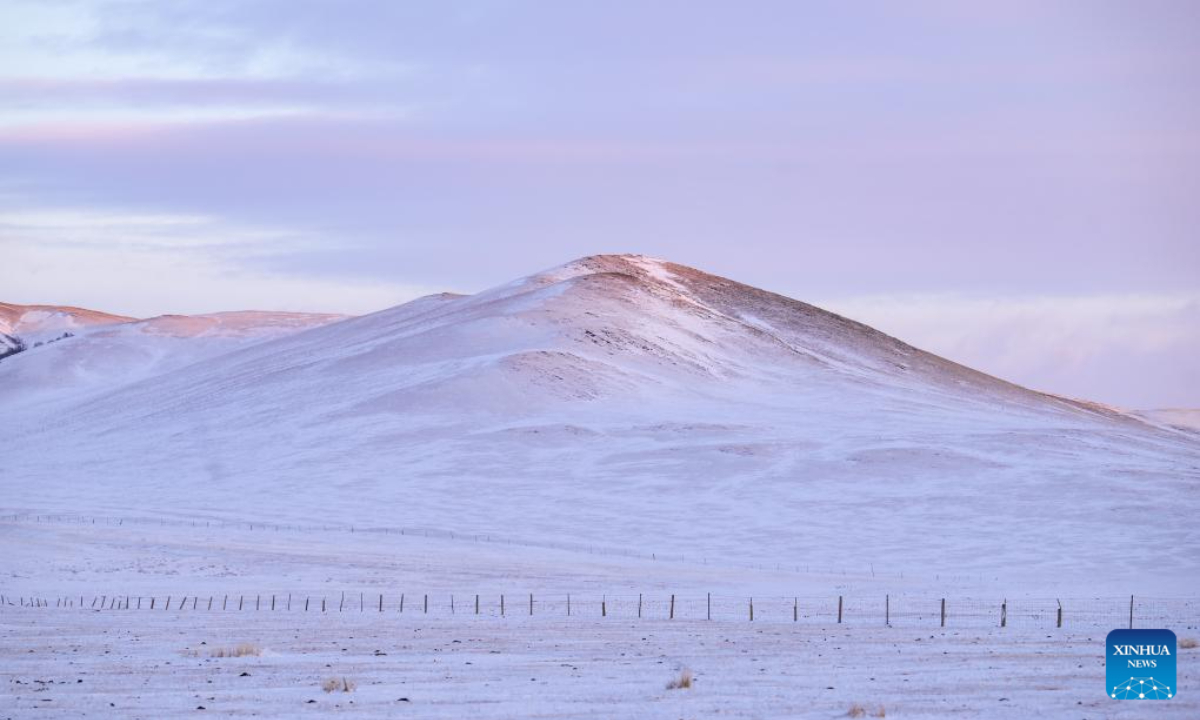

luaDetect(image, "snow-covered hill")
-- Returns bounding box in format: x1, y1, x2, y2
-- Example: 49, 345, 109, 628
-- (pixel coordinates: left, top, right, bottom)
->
3, 256, 1197, 592
0, 301, 133, 338
0, 305, 345, 409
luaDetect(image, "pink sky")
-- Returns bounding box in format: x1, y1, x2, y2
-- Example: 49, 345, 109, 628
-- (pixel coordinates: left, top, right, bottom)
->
1, 0, 1197, 407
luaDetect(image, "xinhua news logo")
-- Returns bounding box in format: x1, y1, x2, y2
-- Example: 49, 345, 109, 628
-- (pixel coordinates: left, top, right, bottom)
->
1106, 629, 1176, 700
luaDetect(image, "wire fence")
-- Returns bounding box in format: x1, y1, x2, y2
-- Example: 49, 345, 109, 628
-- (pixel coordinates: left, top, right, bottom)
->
4, 592, 1198, 630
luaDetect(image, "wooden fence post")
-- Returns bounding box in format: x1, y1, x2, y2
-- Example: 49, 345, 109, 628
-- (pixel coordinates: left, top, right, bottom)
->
451, 595, 455, 614
1056, 599, 1062, 628
256, 595, 260, 611
940, 598, 946, 628
885, 595, 889, 626
529, 593, 533, 616
475, 594, 479, 615
567, 594, 571, 616
208, 596, 213, 611
638, 593, 642, 619
707, 592, 711, 621
670, 594, 675, 620
838, 596, 843, 624
501, 594, 505, 616
379, 594, 383, 612
238, 595, 243, 611
223, 595, 227, 610
424, 594, 428, 614
795, 597, 799, 623
305, 597, 310, 612
271, 595, 276, 611
749, 597, 754, 622
339, 592, 344, 612
400, 594, 405, 613
360, 592, 363, 612
288, 594, 292, 611
150, 597, 155, 610
1000, 599, 1006, 628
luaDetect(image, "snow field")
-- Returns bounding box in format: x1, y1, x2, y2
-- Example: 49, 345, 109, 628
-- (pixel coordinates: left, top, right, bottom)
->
3, 610, 1198, 719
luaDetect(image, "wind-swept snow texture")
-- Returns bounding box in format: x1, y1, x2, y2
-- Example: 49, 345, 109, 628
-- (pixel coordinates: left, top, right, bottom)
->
3, 255, 1198, 594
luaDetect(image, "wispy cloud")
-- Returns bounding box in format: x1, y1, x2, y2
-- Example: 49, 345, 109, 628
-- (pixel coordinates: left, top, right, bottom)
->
0, 206, 435, 315
823, 293, 1200, 408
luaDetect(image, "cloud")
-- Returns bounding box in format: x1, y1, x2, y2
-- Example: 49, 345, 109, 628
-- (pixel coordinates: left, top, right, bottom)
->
0, 76, 415, 127
0, 76, 406, 108
822, 293, 1200, 409
0, 206, 435, 315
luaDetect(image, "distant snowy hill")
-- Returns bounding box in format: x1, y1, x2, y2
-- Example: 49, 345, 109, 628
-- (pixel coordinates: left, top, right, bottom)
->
3, 256, 1198, 591
0, 301, 133, 338
0, 304, 345, 409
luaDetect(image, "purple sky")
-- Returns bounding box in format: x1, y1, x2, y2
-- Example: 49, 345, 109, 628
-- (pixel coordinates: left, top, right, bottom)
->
1, 1, 1197, 407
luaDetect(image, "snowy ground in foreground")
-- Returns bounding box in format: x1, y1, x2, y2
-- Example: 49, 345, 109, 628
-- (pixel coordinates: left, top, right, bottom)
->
3, 518, 1198, 718
3, 611, 1198, 719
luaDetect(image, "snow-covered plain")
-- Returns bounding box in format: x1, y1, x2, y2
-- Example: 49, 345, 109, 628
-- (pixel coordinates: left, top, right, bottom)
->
2, 255, 1198, 717
5, 608, 1198, 719
3, 517, 1198, 717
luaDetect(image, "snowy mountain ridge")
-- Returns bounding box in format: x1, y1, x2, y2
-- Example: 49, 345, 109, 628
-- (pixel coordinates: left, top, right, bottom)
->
0, 303, 345, 409
3, 255, 1197, 592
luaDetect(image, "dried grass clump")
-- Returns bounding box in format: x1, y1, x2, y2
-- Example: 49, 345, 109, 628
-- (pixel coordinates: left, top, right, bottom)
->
1180, 637, 1198, 649
665, 668, 693, 690
322, 677, 356, 693
847, 704, 886, 718
210, 644, 262, 658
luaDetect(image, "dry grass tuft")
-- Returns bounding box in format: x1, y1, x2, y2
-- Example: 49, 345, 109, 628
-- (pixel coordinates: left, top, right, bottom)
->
665, 668, 693, 690
847, 703, 886, 717
1181, 637, 1198, 649
210, 643, 262, 658
322, 677, 356, 693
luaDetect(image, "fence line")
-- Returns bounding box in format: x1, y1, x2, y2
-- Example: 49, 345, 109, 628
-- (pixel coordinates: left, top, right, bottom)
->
0, 513, 997, 583
2, 592, 1196, 629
